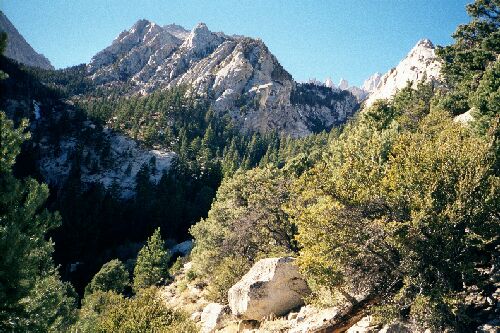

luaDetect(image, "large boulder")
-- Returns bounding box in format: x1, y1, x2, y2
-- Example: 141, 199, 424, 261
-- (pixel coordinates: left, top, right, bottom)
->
228, 257, 310, 320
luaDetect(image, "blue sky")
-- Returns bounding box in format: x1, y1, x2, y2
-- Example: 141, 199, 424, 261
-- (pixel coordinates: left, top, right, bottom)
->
3, 0, 470, 86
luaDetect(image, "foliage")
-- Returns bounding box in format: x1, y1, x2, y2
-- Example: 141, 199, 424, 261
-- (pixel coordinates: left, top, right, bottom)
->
190, 166, 298, 300
27, 64, 95, 96
85, 259, 129, 295
436, 0, 499, 122
168, 257, 184, 276
74, 287, 196, 332
133, 228, 171, 291
291, 82, 355, 110
0, 112, 77, 332
42, 84, 335, 296
288, 80, 499, 330
470, 59, 500, 132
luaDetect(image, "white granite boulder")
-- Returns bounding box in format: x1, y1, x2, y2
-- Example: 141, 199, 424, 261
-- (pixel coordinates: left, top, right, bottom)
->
228, 257, 310, 320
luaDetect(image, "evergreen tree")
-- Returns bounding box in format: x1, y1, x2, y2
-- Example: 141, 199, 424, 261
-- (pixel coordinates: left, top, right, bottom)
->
437, 0, 499, 117
0, 111, 77, 331
133, 228, 171, 291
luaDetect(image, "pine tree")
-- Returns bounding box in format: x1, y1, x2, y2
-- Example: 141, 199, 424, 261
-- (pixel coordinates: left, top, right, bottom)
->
0, 112, 77, 331
133, 228, 171, 291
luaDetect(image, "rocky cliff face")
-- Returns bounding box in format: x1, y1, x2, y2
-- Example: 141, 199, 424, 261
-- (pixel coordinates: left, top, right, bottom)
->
87, 20, 359, 136
2, 97, 173, 199
0, 11, 54, 70
364, 39, 442, 107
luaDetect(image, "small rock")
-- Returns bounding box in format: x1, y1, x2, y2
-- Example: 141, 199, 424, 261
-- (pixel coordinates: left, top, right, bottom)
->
170, 240, 193, 256
237, 320, 259, 331
289, 305, 340, 333
346, 315, 378, 333
200, 303, 229, 333
190, 311, 201, 322
378, 322, 412, 333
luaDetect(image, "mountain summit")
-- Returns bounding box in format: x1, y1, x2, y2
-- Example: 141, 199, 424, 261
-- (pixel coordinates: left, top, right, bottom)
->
86, 20, 358, 136
364, 39, 442, 107
0, 11, 54, 70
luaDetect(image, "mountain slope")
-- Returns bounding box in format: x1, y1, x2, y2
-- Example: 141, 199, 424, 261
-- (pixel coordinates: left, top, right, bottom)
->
87, 20, 359, 137
364, 39, 442, 107
0, 11, 54, 70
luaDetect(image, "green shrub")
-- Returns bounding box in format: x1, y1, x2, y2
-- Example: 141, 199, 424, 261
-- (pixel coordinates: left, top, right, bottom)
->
85, 259, 129, 295
169, 257, 184, 276
74, 288, 196, 332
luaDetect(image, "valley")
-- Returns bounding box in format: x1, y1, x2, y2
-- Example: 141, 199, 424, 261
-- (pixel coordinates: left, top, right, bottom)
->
0, 2, 498, 332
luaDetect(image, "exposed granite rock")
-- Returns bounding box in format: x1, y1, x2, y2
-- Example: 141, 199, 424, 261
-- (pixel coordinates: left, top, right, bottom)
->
88, 19, 182, 84
454, 109, 475, 124
362, 72, 382, 93
346, 315, 380, 333
200, 303, 230, 333
5, 98, 174, 199
163, 23, 190, 40
227, 257, 310, 321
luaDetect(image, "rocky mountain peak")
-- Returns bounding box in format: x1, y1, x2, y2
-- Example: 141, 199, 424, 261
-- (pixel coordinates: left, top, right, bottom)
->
364, 38, 442, 107
0, 11, 54, 69
324, 77, 335, 89
130, 19, 154, 33
164, 24, 190, 40
362, 72, 382, 92
194, 22, 209, 32
415, 38, 434, 49
86, 20, 359, 136
338, 78, 349, 90
183, 22, 222, 52
116, 19, 169, 46
87, 19, 182, 81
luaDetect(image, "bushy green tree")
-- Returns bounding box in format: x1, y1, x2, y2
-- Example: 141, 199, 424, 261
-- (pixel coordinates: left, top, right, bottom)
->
288, 84, 499, 330
85, 259, 129, 295
133, 228, 170, 291
0, 111, 77, 331
190, 166, 297, 300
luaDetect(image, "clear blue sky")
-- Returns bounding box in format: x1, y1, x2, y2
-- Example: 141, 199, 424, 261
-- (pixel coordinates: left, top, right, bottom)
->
3, 0, 470, 86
